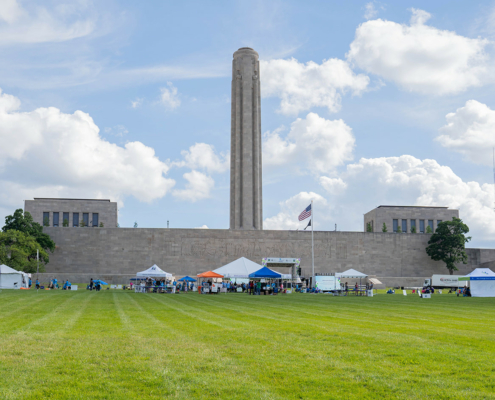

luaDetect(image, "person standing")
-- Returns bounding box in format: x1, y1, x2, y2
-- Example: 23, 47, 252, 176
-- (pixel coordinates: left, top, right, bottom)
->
29, 277, 32, 288
89, 278, 94, 291
249, 280, 254, 295
35, 279, 40, 289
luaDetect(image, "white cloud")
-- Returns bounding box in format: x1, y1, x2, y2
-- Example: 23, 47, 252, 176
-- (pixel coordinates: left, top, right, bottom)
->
261, 57, 369, 115
0, 0, 96, 45
263, 112, 355, 175
160, 82, 181, 110
437, 100, 495, 166
324, 155, 495, 241
347, 9, 490, 94
364, 2, 378, 20
131, 98, 143, 109
0, 89, 175, 213
172, 171, 214, 202
319, 177, 347, 194
264, 192, 328, 230
174, 143, 229, 174
194, 225, 209, 229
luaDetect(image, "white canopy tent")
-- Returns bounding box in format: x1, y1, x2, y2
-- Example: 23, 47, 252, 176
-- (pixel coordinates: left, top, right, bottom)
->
212, 258, 293, 280
335, 269, 368, 279
459, 268, 495, 297
0, 264, 28, 289
136, 264, 172, 278
213, 257, 263, 278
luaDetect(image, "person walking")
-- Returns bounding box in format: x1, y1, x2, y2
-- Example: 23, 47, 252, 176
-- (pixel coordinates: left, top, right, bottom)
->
249, 280, 254, 295
35, 279, 40, 290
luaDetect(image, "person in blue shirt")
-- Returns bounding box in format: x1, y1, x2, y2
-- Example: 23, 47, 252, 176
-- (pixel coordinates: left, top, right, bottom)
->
35, 279, 40, 289
29, 278, 32, 288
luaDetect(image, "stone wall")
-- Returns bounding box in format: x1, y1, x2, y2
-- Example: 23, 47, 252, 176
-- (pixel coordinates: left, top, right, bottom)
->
38, 227, 491, 285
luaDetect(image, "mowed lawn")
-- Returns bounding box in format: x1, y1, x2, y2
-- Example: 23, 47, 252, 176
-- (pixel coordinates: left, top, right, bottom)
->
0, 291, 494, 399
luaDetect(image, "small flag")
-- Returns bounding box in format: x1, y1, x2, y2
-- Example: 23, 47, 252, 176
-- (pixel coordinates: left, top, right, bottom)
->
298, 204, 312, 221
304, 219, 311, 230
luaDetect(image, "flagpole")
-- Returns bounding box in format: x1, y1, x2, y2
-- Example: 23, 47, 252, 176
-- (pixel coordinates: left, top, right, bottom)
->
311, 200, 314, 288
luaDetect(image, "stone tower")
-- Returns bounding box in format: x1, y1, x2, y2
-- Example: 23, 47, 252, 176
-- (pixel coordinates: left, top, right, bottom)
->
230, 47, 263, 230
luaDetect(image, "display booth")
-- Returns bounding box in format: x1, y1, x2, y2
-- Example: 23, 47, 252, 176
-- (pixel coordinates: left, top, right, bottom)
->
336, 268, 369, 295
459, 268, 495, 297
197, 271, 224, 294
261, 258, 300, 289
178, 276, 197, 292
249, 267, 282, 295
134, 265, 174, 293
0, 264, 29, 289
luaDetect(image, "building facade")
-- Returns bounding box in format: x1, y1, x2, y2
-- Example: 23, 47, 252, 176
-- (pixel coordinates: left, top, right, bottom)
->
364, 206, 459, 234
24, 198, 118, 228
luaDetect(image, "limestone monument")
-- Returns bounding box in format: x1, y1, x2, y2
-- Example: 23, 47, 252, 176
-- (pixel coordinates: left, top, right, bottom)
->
230, 47, 263, 230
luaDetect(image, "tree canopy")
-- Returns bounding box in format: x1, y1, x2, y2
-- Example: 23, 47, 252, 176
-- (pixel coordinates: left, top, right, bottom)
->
0, 230, 48, 273
426, 217, 471, 275
3, 209, 55, 253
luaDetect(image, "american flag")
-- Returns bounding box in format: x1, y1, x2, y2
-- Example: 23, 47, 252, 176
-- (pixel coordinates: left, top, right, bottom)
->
298, 204, 312, 221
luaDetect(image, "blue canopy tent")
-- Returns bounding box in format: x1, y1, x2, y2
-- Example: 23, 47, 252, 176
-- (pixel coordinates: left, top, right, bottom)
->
178, 276, 197, 282
249, 267, 282, 279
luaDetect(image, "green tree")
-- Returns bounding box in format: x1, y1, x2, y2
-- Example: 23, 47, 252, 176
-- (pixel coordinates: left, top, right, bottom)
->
382, 223, 387, 232
426, 225, 433, 234
63, 218, 69, 227
396, 226, 402, 233
0, 230, 48, 273
426, 217, 471, 275
366, 222, 373, 232
99, 222, 104, 227
3, 209, 55, 253
43, 216, 49, 227
411, 226, 417, 233
134, 222, 138, 228
80, 219, 86, 227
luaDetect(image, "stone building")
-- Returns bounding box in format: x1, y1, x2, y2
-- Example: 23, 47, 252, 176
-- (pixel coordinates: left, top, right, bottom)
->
364, 206, 459, 234
24, 198, 118, 228
25, 47, 495, 286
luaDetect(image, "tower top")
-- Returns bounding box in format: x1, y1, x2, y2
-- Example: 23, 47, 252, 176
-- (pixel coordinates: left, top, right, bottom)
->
233, 47, 259, 58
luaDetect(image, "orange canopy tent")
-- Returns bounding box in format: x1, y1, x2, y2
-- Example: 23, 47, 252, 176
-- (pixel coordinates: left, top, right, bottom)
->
197, 271, 224, 278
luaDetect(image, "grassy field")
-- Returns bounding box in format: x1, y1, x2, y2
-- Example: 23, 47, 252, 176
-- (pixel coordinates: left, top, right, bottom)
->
0, 290, 494, 399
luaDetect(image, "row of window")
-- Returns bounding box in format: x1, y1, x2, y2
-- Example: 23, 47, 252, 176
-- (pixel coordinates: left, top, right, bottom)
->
43, 212, 99, 227
392, 219, 442, 233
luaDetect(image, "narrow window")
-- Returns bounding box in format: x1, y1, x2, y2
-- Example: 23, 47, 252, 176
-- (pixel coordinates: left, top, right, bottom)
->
428, 220, 433, 231
419, 220, 425, 233
83, 213, 89, 227
53, 212, 59, 227
393, 219, 398, 233
63, 212, 69, 227
93, 213, 99, 227
43, 212, 49, 227
410, 219, 416, 233
73, 213, 79, 227
402, 219, 407, 233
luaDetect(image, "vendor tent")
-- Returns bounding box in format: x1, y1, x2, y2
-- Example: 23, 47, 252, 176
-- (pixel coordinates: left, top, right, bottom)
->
136, 264, 172, 278
459, 268, 495, 297
336, 269, 368, 279
0, 264, 28, 289
197, 271, 224, 278
249, 267, 282, 279
178, 276, 197, 282
212, 257, 263, 278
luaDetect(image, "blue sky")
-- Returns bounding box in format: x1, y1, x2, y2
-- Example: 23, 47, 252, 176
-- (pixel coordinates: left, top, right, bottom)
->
1, 0, 495, 247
